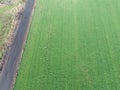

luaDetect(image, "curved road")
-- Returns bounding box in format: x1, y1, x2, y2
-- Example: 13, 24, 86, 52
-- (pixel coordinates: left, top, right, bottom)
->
0, 0, 35, 90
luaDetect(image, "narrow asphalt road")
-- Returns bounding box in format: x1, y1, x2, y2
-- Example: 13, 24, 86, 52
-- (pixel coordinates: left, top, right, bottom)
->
0, 0, 34, 90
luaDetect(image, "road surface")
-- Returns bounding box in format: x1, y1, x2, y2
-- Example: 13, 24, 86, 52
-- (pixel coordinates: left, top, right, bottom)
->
0, 0, 34, 90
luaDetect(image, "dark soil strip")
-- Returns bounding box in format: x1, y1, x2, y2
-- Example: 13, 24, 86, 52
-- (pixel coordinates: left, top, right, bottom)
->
0, 0, 35, 90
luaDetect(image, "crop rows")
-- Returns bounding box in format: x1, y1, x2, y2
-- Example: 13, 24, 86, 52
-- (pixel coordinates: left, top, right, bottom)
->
14, 0, 120, 90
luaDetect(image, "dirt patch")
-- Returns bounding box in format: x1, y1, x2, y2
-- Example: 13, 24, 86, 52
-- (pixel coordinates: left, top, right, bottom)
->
0, 4, 5, 8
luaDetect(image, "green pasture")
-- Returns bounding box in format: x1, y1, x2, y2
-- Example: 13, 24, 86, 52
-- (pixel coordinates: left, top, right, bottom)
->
14, 0, 120, 90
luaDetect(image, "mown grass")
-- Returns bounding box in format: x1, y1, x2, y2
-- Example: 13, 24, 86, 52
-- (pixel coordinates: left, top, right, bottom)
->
0, 5, 14, 13
14, 0, 120, 90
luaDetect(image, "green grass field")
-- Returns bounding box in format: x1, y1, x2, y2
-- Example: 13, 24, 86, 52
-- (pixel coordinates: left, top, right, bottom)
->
14, 0, 120, 90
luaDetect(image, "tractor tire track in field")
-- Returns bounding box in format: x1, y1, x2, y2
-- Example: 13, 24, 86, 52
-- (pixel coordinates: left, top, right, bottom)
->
0, 0, 35, 90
